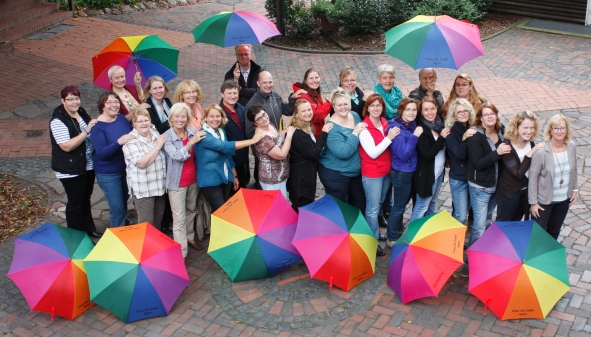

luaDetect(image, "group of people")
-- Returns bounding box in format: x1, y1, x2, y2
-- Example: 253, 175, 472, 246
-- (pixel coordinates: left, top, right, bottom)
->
50, 44, 578, 264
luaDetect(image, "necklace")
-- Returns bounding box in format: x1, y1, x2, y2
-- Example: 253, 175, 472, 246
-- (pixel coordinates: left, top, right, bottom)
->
551, 144, 566, 187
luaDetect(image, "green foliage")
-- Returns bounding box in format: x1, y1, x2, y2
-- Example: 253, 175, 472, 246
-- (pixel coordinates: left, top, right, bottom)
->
311, 0, 349, 24
411, 0, 485, 22
340, 0, 391, 35
265, 0, 293, 19
284, 1, 318, 39
76, 0, 138, 9
46, 0, 70, 10
387, 0, 421, 26
470, 0, 493, 13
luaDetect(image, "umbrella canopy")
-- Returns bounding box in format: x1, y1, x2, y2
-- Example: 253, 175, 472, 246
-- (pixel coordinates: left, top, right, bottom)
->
208, 189, 301, 282
387, 211, 466, 304
83, 223, 189, 323
92, 35, 179, 90
192, 10, 281, 47
467, 220, 570, 320
385, 15, 484, 69
292, 195, 377, 291
7, 222, 95, 320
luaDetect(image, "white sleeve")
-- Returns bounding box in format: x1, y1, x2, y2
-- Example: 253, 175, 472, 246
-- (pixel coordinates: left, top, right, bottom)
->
50, 119, 71, 144
359, 129, 392, 159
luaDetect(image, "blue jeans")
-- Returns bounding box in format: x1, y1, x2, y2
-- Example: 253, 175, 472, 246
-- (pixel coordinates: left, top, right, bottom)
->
496, 189, 528, 221
387, 169, 414, 241
468, 185, 496, 246
410, 173, 444, 222
382, 187, 393, 215
449, 178, 470, 224
362, 175, 390, 239
318, 164, 366, 214
96, 172, 129, 228
260, 181, 288, 201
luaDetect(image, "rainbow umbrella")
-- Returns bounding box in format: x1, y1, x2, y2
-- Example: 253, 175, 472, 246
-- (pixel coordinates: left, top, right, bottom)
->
387, 211, 466, 304
92, 35, 179, 90
467, 220, 570, 320
292, 195, 377, 291
7, 222, 95, 320
385, 15, 484, 69
83, 223, 189, 323
208, 189, 301, 282
192, 10, 281, 47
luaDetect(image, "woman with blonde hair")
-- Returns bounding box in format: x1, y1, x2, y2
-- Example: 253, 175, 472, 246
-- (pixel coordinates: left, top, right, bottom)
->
339, 66, 365, 120
107, 65, 141, 121
441, 74, 487, 119
141, 76, 173, 134
529, 114, 578, 239
173, 80, 205, 131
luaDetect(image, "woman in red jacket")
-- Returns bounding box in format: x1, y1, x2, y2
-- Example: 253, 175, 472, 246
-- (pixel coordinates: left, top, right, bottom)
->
293, 68, 332, 138
359, 94, 400, 256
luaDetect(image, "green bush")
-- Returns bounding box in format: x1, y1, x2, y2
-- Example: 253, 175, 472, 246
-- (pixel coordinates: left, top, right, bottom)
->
76, 0, 138, 9
411, 0, 485, 22
265, 0, 292, 19
311, 0, 349, 24
47, 0, 70, 10
340, 0, 391, 35
470, 0, 493, 13
284, 1, 318, 39
387, 0, 421, 26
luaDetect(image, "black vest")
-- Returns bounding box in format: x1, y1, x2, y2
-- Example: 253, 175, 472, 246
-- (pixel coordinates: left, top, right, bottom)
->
50, 105, 92, 175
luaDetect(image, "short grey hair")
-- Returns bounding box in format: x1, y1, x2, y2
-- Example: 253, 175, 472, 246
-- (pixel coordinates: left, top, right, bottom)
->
377, 64, 395, 78
108, 65, 125, 80
234, 44, 251, 54
418, 68, 437, 79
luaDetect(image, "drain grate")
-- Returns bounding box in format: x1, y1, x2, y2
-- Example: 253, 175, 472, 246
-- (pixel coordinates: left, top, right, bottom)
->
25, 130, 44, 138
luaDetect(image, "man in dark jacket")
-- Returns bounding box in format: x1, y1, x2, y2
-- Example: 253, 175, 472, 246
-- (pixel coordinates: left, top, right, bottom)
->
224, 44, 264, 106
409, 68, 445, 117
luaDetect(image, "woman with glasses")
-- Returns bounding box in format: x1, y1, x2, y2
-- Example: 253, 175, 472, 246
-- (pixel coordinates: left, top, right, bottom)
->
496, 111, 545, 221
247, 103, 295, 199
441, 74, 487, 119
173, 80, 205, 131
339, 66, 366, 120
529, 114, 578, 240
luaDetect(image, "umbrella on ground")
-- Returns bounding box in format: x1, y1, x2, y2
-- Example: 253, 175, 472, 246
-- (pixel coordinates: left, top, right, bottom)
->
467, 220, 570, 320
83, 223, 189, 323
7, 222, 95, 320
92, 35, 179, 90
385, 15, 484, 69
292, 194, 377, 291
387, 211, 466, 304
208, 189, 301, 282
192, 10, 281, 47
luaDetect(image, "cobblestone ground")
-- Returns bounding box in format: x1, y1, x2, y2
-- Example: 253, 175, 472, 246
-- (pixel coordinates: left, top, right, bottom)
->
1, 0, 591, 336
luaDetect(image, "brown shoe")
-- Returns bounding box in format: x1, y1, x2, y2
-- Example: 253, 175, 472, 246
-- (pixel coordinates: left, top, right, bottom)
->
188, 240, 203, 250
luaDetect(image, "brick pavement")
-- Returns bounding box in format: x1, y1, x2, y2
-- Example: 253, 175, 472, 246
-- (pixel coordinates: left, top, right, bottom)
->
2, 0, 591, 335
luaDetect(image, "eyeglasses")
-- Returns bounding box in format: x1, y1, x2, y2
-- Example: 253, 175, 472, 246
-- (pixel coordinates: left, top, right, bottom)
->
183, 90, 197, 95
106, 100, 120, 105
255, 112, 268, 123
404, 108, 417, 112
342, 79, 357, 83
552, 127, 566, 132
368, 103, 382, 109
65, 97, 80, 102
455, 83, 469, 88
455, 110, 469, 115
482, 113, 496, 118
135, 120, 150, 124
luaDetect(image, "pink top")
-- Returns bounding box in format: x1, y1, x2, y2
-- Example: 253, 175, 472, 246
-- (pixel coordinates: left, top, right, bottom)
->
179, 138, 197, 187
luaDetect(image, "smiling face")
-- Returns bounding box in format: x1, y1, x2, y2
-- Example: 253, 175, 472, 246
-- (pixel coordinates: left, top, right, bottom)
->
421, 102, 437, 123
454, 104, 470, 124
305, 71, 321, 90
171, 110, 188, 131
333, 97, 351, 117
379, 72, 395, 92
455, 78, 472, 99
149, 80, 166, 101
257, 71, 274, 94
61, 94, 81, 115
134, 114, 152, 137
182, 86, 198, 105
221, 88, 239, 107
550, 120, 567, 143
401, 102, 418, 123
295, 101, 313, 123
206, 109, 223, 130
102, 95, 121, 117
341, 74, 357, 93
110, 67, 126, 90
254, 110, 269, 127
367, 100, 383, 120
236, 45, 251, 68
480, 107, 498, 129
517, 118, 536, 142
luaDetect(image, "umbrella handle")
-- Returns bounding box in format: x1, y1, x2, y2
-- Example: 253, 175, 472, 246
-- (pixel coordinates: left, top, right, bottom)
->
329, 276, 333, 290
483, 299, 490, 312
51, 306, 55, 321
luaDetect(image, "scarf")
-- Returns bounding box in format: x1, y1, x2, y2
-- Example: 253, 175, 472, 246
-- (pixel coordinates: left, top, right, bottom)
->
394, 115, 414, 131
150, 96, 170, 123
421, 115, 444, 133
202, 124, 229, 178
373, 83, 403, 120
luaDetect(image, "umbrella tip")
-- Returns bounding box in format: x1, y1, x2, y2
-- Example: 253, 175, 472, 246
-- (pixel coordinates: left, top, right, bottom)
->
329, 276, 333, 290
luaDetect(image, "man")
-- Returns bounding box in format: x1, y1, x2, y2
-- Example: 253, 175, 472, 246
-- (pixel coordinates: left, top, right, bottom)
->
408, 68, 445, 116
219, 80, 250, 189
224, 44, 264, 106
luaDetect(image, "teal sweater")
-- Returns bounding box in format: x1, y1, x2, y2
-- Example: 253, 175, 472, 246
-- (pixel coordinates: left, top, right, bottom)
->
319, 113, 361, 177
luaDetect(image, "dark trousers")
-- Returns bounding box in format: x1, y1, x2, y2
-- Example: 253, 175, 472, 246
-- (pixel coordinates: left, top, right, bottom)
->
532, 199, 570, 239
201, 183, 232, 213
59, 171, 97, 234
496, 189, 529, 221
318, 164, 366, 214
234, 163, 250, 189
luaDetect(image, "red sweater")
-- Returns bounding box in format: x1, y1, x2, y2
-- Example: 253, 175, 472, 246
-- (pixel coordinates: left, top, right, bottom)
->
293, 82, 332, 138
359, 116, 391, 178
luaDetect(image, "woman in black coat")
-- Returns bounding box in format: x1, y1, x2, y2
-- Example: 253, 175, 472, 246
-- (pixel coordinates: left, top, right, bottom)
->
339, 66, 366, 120
287, 100, 333, 208
142, 76, 173, 134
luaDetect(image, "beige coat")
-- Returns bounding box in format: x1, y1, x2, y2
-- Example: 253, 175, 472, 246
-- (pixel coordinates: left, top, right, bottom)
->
528, 141, 577, 205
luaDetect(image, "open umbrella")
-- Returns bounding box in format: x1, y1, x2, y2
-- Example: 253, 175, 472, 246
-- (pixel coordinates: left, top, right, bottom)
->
387, 211, 465, 304
7, 222, 95, 320
385, 15, 484, 69
92, 35, 179, 90
83, 223, 189, 323
467, 220, 570, 320
208, 189, 301, 282
292, 195, 377, 291
192, 10, 281, 47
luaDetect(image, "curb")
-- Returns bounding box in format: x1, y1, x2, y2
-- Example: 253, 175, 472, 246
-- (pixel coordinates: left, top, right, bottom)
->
481, 18, 529, 41
515, 18, 591, 39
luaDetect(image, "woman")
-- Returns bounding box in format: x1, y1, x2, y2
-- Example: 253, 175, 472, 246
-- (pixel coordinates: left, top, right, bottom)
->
444, 98, 476, 224
142, 76, 173, 134
122, 109, 168, 229
373, 64, 403, 120
195, 104, 263, 212
466, 102, 512, 248
441, 74, 487, 119
247, 103, 295, 200
49, 85, 102, 238
339, 66, 366, 120
496, 111, 545, 221
293, 68, 332, 138
410, 97, 450, 222
287, 100, 332, 208
318, 88, 367, 213
386, 98, 423, 247
359, 94, 399, 255
529, 114, 578, 240
108, 65, 141, 121
163, 103, 207, 257
173, 79, 205, 131
90, 91, 134, 228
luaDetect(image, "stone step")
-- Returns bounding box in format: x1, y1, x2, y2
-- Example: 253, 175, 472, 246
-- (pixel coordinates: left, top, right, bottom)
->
490, 0, 587, 23
0, 10, 73, 44
0, 0, 43, 19
0, 3, 60, 32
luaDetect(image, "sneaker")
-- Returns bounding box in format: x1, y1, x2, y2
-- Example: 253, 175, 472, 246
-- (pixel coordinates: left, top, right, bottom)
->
377, 245, 386, 256
378, 216, 387, 228
386, 239, 396, 248
460, 265, 469, 278
379, 233, 387, 241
